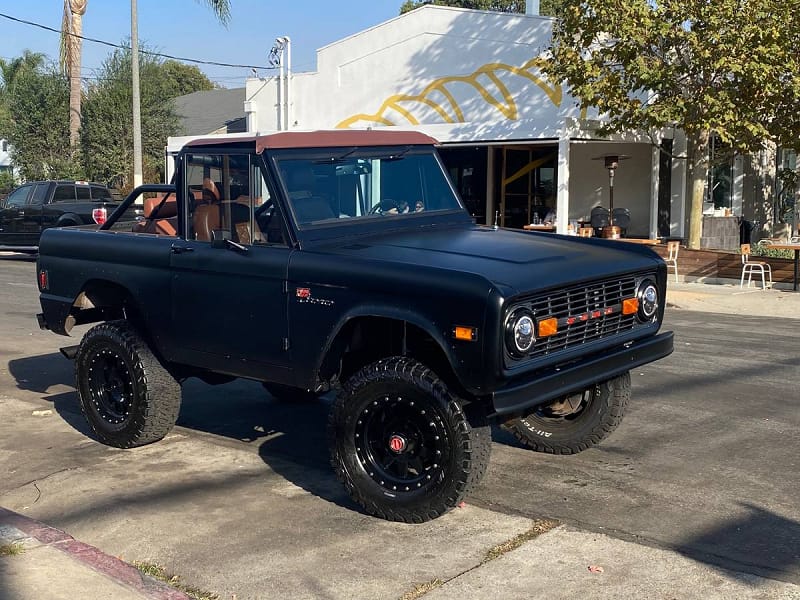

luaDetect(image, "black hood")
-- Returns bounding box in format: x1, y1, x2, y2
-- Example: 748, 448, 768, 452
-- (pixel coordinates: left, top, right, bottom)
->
320, 225, 663, 297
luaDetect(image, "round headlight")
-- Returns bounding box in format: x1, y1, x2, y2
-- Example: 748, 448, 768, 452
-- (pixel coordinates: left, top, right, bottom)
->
505, 310, 536, 356
638, 281, 659, 320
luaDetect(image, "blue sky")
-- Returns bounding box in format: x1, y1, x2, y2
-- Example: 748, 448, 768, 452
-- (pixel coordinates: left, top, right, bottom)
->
0, 1, 402, 87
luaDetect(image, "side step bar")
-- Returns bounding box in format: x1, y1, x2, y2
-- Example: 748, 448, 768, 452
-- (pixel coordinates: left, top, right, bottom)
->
59, 345, 80, 360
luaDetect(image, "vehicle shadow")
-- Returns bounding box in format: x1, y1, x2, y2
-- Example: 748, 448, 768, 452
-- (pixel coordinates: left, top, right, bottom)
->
7, 352, 74, 394
178, 378, 358, 513
6, 355, 360, 513
6, 352, 92, 437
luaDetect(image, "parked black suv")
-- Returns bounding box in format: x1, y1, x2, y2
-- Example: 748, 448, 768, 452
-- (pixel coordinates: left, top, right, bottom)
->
36, 130, 673, 522
0, 180, 125, 251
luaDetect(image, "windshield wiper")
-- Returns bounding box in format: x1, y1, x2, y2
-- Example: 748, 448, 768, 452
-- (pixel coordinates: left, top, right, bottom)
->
315, 148, 359, 164
380, 146, 413, 161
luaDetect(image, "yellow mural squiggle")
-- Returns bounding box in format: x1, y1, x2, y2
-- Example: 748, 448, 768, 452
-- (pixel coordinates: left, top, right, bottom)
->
336, 58, 562, 129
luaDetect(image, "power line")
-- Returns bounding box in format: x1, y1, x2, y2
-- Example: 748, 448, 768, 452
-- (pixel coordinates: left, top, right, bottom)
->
0, 11, 276, 71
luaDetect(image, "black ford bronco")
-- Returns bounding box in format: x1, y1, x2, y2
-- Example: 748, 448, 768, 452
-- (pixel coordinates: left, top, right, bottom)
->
36, 130, 673, 522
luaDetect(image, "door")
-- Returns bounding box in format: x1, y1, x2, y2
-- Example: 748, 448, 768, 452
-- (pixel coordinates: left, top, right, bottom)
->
19, 182, 49, 242
0, 184, 33, 245
167, 151, 293, 382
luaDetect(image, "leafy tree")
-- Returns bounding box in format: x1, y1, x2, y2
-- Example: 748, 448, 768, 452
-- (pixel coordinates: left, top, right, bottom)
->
0, 171, 16, 194
81, 48, 180, 192
543, 0, 800, 248
6, 65, 82, 181
158, 60, 217, 98
0, 51, 46, 138
399, 0, 565, 17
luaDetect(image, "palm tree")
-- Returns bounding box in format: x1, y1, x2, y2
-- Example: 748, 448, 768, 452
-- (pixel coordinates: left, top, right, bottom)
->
60, 0, 87, 150
197, 0, 231, 24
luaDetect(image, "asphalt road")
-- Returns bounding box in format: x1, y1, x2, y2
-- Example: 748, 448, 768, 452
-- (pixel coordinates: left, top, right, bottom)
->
1, 254, 798, 597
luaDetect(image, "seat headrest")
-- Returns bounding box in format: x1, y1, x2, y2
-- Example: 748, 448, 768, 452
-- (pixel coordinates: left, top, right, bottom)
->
202, 177, 220, 202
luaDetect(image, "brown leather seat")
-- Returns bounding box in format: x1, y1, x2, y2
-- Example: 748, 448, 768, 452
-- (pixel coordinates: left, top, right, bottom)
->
132, 195, 178, 236
193, 179, 221, 241
193, 203, 221, 241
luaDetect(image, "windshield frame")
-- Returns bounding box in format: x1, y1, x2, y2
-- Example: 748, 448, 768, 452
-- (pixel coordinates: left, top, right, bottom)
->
267, 145, 468, 234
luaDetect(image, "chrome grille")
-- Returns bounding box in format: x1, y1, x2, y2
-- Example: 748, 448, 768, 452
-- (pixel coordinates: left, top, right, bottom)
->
509, 274, 643, 362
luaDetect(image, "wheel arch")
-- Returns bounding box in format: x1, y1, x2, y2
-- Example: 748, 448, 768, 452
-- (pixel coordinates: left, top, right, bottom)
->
64, 279, 144, 333
55, 212, 83, 227
314, 308, 467, 397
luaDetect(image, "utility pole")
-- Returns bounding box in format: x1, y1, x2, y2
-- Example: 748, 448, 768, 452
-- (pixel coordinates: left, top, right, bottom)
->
131, 0, 143, 189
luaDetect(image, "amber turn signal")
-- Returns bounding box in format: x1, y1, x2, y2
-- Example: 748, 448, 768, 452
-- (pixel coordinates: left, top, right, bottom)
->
537, 317, 558, 337
453, 326, 477, 341
622, 298, 639, 315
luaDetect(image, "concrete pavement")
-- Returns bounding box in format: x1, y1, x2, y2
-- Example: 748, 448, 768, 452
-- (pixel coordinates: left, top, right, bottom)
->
1, 269, 799, 599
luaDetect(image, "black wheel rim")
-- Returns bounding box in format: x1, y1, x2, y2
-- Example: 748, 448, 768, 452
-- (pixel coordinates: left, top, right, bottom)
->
354, 393, 450, 493
86, 347, 135, 426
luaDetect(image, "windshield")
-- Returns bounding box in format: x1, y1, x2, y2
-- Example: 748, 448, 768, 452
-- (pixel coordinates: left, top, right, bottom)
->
274, 149, 463, 228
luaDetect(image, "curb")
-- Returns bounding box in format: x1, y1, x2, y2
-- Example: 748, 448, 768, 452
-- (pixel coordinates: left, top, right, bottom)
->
0, 507, 189, 600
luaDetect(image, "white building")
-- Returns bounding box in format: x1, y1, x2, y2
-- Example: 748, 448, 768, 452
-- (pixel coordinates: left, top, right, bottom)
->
0, 139, 13, 177
173, 5, 790, 241
236, 5, 683, 239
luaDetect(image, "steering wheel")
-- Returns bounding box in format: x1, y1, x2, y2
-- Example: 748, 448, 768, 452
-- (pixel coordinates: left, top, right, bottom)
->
369, 198, 402, 215
255, 199, 275, 230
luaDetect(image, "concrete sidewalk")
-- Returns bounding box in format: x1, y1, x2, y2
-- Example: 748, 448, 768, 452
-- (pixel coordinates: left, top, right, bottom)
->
0, 507, 189, 599
4, 505, 798, 600
667, 280, 800, 319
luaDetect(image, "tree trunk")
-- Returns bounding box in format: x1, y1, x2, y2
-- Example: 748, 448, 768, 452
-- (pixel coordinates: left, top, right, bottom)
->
68, 0, 87, 150
686, 129, 710, 250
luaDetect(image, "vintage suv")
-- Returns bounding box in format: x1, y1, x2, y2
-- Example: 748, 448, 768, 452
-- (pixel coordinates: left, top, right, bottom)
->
36, 130, 673, 522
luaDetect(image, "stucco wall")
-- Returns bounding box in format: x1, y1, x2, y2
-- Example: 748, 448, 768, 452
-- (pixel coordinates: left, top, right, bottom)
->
246, 6, 591, 138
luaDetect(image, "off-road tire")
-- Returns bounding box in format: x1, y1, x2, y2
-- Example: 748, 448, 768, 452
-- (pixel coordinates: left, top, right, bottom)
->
503, 372, 630, 455
328, 356, 490, 523
75, 320, 181, 448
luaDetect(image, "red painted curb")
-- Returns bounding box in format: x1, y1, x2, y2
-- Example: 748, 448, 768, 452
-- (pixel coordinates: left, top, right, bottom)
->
0, 507, 189, 599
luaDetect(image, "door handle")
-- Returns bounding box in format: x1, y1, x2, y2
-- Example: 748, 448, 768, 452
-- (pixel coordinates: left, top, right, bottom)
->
170, 244, 194, 254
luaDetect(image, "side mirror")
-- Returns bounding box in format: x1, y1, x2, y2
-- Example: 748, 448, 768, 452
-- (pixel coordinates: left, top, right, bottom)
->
210, 229, 231, 249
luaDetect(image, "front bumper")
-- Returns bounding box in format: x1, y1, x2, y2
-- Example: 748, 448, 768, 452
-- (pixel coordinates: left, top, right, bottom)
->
491, 331, 674, 416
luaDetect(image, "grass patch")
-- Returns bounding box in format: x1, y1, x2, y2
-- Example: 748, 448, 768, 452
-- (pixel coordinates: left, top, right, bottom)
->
133, 561, 219, 600
399, 578, 444, 600
482, 519, 559, 563
0, 542, 25, 556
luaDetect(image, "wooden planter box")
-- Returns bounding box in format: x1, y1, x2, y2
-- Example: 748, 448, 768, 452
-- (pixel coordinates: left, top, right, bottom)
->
650, 245, 795, 284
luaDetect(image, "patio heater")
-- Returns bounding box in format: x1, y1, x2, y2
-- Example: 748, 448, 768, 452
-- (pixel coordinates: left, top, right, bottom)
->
593, 154, 629, 238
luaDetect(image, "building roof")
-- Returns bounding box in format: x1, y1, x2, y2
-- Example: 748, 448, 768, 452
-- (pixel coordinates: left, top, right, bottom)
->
173, 88, 247, 136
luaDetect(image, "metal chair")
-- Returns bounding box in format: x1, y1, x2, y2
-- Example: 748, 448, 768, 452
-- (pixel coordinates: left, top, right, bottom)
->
740, 244, 772, 289
666, 241, 679, 283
